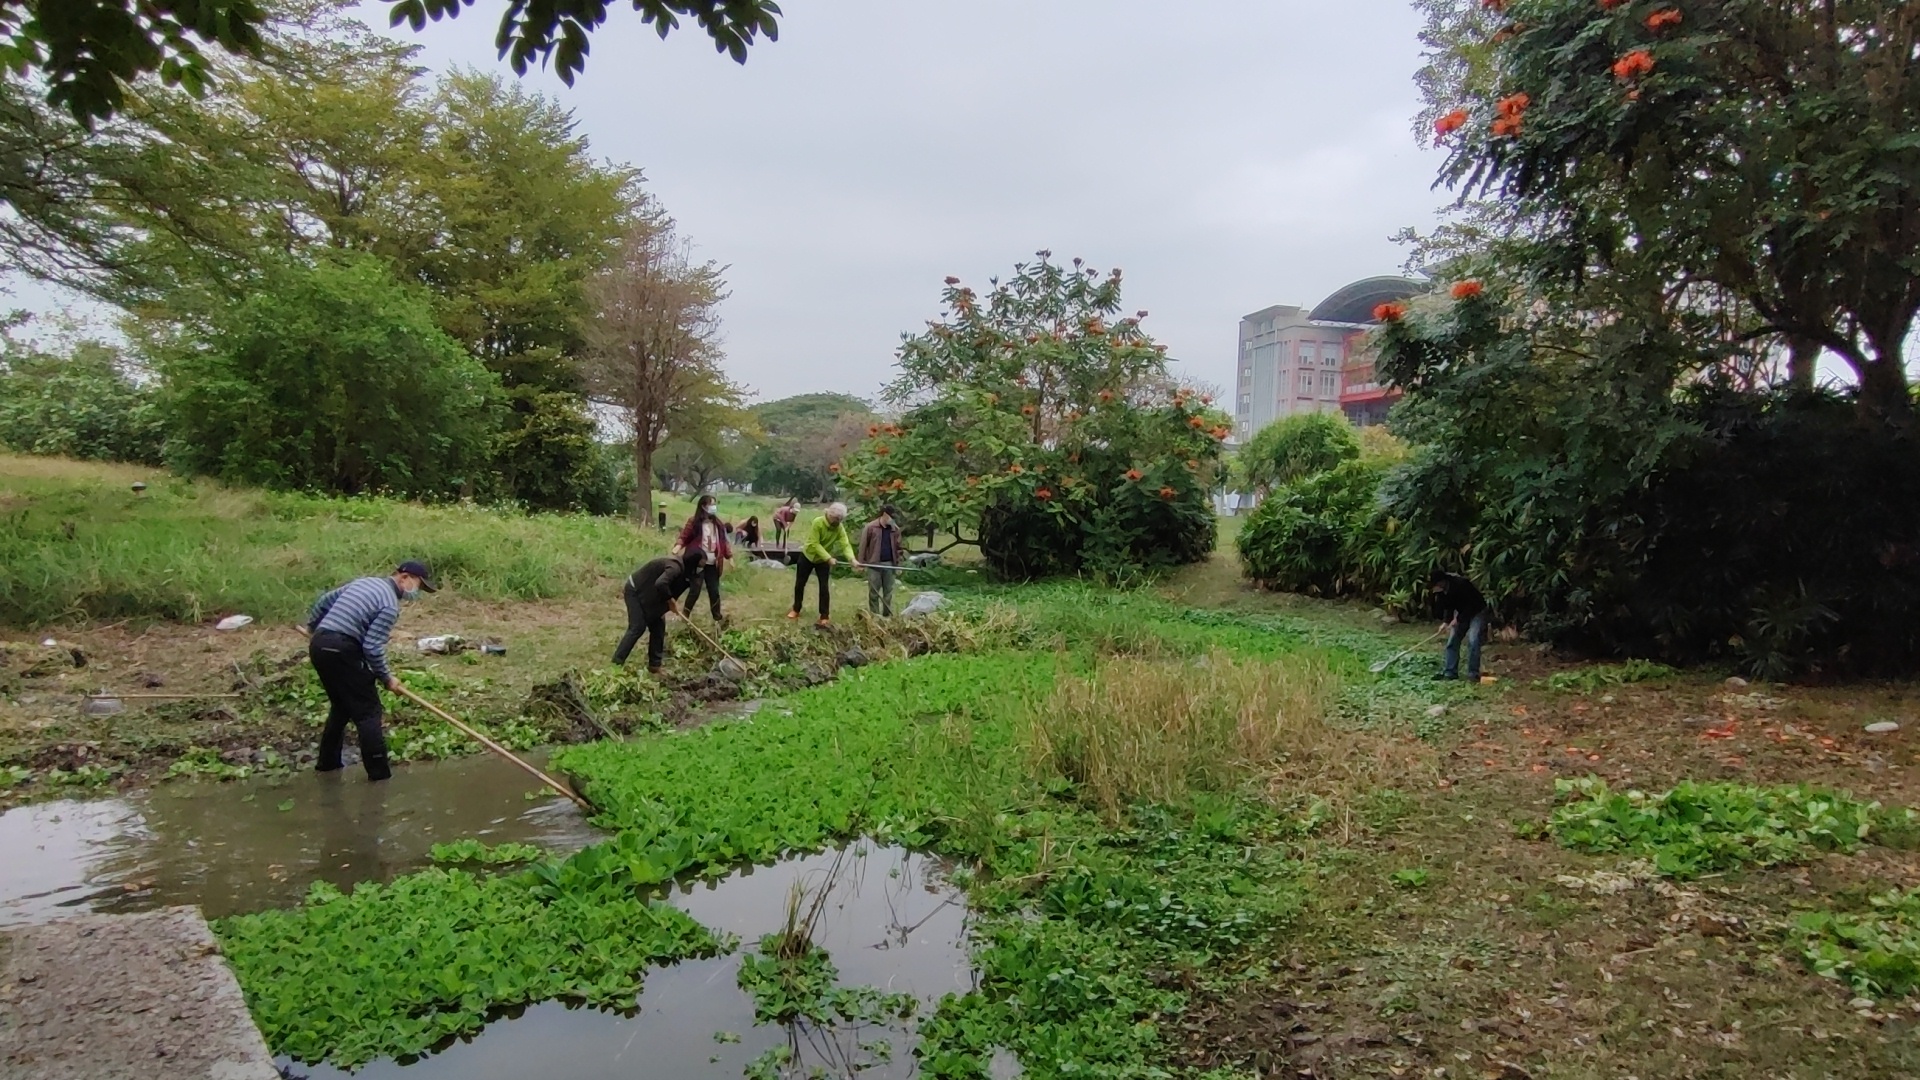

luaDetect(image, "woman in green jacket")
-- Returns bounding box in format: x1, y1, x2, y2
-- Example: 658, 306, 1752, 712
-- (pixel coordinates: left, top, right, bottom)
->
789, 502, 860, 627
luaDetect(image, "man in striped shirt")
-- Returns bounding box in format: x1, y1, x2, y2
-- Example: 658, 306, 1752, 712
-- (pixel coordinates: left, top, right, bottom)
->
305, 561, 436, 781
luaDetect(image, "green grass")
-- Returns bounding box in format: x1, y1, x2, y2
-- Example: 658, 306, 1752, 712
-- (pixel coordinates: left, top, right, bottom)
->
0, 455, 656, 625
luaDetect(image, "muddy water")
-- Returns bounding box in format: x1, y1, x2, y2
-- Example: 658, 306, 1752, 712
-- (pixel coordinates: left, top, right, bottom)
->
0, 751, 602, 927
286, 844, 976, 1080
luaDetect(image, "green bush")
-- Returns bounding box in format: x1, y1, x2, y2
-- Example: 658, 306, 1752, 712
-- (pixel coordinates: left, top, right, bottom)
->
1236, 460, 1421, 607
0, 340, 164, 465
159, 253, 503, 500
1237, 411, 1360, 493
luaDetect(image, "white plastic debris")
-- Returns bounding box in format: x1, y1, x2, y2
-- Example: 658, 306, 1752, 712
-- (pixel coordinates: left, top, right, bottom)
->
749, 558, 787, 570
416, 634, 465, 655
907, 552, 943, 568
40, 638, 55, 647
901, 591, 947, 619
1865, 721, 1901, 735
214, 615, 254, 631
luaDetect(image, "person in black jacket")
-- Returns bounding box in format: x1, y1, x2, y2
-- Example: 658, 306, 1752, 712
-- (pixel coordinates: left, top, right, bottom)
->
1429, 568, 1489, 682
613, 547, 704, 674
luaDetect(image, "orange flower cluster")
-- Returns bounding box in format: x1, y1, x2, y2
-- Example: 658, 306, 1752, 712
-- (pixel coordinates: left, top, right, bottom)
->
1020, 404, 1036, 416
867, 424, 880, 436
1480, 0, 1506, 10
828, 462, 842, 474
1434, 109, 1469, 139
1124, 468, 1144, 482
1035, 487, 1053, 501
1188, 416, 1206, 429
966, 476, 980, 486
889, 478, 906, 491
953, 441, 967, 452
1373, 301, 1408, 322
943, 275, 960, 285
1612, 49, 1655, 79
1185, 458, 1200, 470
1451, 280, 1485, 300
1599, 0, 1628, 9
875, 445, 891, 456
1008, 463, 1024, 475
1491, 92, 1529, 137
1158, 486, 1176, 500
1098, 389, 1115, 402
1645, 8, 1681, 31
1211, 426, 1231, 441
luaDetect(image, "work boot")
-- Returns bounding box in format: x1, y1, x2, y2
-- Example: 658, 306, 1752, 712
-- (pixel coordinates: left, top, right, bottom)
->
1431, 672, 1457, 681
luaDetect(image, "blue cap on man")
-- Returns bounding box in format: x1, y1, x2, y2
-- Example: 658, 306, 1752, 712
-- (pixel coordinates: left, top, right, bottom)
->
395, 560, 438, 592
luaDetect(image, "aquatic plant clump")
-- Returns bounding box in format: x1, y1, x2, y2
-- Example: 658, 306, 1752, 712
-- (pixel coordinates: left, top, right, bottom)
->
1546, 778, 1916, 879
215, 870, 718, 1067
1794, 888, 1920, 999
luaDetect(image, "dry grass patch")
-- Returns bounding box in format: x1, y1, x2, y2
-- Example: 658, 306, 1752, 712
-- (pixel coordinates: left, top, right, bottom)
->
1025, 648, 1381, 818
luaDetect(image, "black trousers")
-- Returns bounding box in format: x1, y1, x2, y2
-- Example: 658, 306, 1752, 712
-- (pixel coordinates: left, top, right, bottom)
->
689, 563, 723, 620
309, 630, 391, 781
792, 557, 832, 618
613, 581, 669, 670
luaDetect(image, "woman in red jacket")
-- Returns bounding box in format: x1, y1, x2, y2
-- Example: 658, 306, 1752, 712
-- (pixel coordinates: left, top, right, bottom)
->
674, 495, 733, 624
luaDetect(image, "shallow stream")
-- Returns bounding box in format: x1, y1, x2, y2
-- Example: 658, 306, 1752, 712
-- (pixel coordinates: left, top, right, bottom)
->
0, 755, 983, 1078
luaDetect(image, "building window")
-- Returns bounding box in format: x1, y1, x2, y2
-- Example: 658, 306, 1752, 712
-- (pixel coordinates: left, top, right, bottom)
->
1241, 367, 1252, 379
1298, 370, 1313, 393
1322, 373, 1337, 394
1240, 393, 1251, 405
1299, 343, 1317, 364
1324, 348, 1341, 367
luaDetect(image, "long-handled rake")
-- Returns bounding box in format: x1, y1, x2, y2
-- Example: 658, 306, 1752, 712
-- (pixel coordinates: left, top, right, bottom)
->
672, 610, 752, 676
1369, 629, 1445, 674
392, 684, 594, 813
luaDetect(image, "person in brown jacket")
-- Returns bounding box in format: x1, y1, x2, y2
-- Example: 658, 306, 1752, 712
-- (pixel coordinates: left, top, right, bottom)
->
858, 504, 905, 617
673, 495, 733, 623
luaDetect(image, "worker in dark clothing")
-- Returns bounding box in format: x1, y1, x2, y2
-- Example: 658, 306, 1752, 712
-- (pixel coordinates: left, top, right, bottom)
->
613, 547, 704, 675
1429, 568, 1489, 682
306, 560, 436, 781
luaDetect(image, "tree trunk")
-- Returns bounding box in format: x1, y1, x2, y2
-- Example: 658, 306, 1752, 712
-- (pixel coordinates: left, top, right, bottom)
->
1785, 336, 1819, 393
632, 440, 654, 527
1857, 357, 1916, 433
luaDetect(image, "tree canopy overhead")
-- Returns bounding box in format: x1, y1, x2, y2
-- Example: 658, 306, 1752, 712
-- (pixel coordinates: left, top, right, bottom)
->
1, 0, 780, 127
1434, 0, 1920, 427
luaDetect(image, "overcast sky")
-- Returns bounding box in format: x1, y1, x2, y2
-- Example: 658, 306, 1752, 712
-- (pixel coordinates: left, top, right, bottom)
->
376, 0, 1451, 404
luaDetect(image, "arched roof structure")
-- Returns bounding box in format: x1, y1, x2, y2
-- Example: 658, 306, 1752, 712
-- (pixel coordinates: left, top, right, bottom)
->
1308, 276, 1427, 324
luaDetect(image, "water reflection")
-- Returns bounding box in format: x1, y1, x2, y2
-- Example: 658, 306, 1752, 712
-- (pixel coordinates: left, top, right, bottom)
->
0, 750, 602, 927
287, 844, 974, 1080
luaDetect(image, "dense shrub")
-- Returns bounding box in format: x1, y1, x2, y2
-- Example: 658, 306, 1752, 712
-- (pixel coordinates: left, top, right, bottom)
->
159, 254, 503, 500
0, 341, 164, 465
1237, 411, 1360, 494
1237, 460, 1423, 609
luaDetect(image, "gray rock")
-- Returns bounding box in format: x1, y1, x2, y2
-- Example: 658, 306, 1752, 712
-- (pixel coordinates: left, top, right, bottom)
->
836, 646, 870, 669
901, 591, 946, 619
1425, 704, 1448, 719
1865, 721, 1901, 735
1725, 676, 1750, 689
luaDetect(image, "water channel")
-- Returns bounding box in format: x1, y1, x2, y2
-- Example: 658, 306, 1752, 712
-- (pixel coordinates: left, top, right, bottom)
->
0, 754, 985, 1078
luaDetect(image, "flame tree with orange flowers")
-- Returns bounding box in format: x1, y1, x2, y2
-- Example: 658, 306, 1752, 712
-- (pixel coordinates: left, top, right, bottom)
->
1427, 0, 1920, 429
839, 252, 1232, 581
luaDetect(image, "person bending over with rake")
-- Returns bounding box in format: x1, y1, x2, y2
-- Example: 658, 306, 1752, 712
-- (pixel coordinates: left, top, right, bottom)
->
614, 547, 704, 676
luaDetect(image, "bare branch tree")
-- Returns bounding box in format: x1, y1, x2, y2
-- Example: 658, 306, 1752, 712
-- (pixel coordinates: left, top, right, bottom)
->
581, 208, 738, 523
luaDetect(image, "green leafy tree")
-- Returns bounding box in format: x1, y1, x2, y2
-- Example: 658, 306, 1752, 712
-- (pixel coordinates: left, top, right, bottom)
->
842, 253, 1231, 580
0, 331, 164, 464
1435, 0, 1920, 427
158, 253, 502, 497
1237, 412, 1360, 495
745, 392, 876, 500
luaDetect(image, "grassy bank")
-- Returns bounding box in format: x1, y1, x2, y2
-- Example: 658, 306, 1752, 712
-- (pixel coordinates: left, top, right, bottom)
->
0, 455, 652, 625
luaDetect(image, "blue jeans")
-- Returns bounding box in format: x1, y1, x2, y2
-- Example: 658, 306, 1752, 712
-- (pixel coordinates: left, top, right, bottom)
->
1443, 612, 1487, 680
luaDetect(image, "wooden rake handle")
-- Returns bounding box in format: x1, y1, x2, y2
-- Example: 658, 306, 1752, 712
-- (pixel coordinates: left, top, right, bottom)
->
391, 684, 593, 814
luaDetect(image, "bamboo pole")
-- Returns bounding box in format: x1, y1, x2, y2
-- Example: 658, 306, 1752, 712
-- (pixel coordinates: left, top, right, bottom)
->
392, 684, 594, 813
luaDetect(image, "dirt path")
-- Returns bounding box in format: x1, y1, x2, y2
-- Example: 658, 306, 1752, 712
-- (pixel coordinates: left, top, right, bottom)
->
0, 907, 278, 1079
